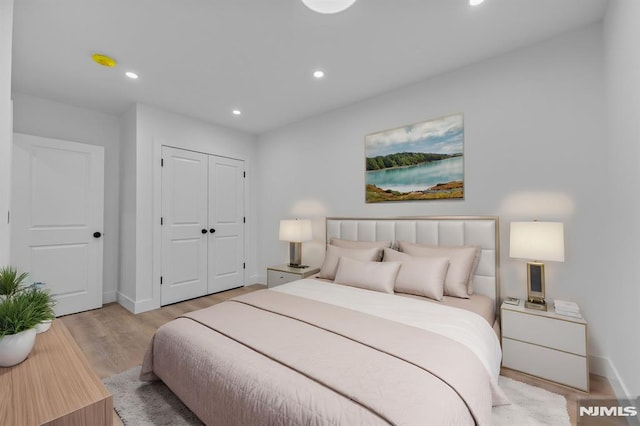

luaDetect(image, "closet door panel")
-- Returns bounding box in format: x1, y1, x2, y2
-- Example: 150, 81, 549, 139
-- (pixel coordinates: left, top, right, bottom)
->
208, 156, 245, 294
161, 147, 208, 305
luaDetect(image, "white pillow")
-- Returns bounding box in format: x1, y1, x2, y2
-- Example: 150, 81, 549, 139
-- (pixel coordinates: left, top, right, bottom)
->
333, 256, 400, 294
329, 238, 392, 256
383, 248, 449, 301
398, 242, 479, 299
317, 245, 382, 280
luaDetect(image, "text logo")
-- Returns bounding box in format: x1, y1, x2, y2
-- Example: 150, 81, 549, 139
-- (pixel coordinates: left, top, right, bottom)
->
578, 398, 639, 426
579, 406, 637, 416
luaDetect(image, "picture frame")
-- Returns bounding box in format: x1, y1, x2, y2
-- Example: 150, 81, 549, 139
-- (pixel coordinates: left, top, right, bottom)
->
365, 113, 464, 203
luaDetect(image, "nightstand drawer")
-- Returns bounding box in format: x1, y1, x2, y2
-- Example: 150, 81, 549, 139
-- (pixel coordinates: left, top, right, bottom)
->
267, 270, 299, 287
502, 309, 586, 356
502, 338, 588, 391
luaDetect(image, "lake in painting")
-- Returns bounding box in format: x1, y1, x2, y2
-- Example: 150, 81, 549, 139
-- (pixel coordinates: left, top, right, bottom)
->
366, 156, 463, 192
365, 113, 464, 203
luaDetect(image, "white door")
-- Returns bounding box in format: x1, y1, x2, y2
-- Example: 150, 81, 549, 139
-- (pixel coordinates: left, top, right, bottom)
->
208, 156, 245, 294
11, 133, 105, 316
161, 146, 209, 305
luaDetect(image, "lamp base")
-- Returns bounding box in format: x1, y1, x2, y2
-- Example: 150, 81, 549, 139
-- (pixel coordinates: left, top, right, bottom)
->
289, 242, 305, 269
525, 299, 548, 311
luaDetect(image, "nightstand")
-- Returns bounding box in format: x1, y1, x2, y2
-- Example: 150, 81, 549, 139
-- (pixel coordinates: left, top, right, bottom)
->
501, 301, 589, 392
267, 264, 320, 288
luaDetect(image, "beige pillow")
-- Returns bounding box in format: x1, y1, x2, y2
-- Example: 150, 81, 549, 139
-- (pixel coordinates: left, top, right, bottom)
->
383, 248, 449, 301
329, 238, 392, 258
318, 245, 382, 280
398, 241, 479, 299
333, 256, 400, 294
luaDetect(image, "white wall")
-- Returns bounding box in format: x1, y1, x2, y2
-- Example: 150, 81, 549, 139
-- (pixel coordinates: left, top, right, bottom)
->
118, 104, 258, 313
12, 93, 121, 303
118, 105, 137, 309
257, 24, 615, 377
603, 0, 640, 398
0, 0, 13, 266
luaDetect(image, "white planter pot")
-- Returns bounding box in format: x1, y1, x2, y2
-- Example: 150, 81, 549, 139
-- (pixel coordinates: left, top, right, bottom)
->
36, 319, 52, 334
0, 328, 37, 367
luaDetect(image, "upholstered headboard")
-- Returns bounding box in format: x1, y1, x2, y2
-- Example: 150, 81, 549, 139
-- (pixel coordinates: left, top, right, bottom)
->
326, 216, 500, 309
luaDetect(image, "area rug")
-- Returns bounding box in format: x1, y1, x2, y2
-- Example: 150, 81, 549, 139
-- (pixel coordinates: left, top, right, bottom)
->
104, 367, 570, 425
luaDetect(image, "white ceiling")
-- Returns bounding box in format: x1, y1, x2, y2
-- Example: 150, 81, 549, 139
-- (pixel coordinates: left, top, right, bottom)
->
11, 0, 608, 135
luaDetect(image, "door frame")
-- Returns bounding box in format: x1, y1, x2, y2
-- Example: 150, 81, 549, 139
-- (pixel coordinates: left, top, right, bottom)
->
152, 143, 247, 309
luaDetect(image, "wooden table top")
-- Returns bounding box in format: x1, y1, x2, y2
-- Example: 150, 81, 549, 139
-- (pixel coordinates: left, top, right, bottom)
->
0, 319, 112, 425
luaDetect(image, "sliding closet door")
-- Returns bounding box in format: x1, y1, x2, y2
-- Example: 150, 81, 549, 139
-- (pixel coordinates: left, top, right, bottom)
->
208, 156, 245, 294
161, 146, 208, 305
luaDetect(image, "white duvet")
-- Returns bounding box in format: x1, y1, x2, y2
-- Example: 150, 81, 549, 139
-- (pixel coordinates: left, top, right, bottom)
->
272, 279, 503, 386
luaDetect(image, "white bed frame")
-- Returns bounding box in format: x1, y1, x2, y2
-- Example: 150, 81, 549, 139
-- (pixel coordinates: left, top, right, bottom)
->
326, 216, 500, 310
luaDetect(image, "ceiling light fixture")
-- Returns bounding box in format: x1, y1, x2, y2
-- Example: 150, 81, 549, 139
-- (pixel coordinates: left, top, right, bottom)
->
301, 0, 356, 14
469, 0, 485, 5
313, 70, 325, 79
232, 109, 242, 116
125, 71, 139, 79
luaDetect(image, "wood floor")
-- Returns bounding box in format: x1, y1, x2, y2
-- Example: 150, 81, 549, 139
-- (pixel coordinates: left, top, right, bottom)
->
61, 284, 615, 426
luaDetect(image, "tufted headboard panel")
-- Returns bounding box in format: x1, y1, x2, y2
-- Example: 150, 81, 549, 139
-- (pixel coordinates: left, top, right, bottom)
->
325, 216, 500, 308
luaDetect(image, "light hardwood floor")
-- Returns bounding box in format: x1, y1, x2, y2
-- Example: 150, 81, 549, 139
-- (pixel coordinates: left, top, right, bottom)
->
60, 284, 615, 426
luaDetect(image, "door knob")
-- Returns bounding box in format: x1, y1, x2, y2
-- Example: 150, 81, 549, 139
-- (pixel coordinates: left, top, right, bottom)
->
209, 228, 216, 233
93, 232, 102, 238
201, 229, 207, 234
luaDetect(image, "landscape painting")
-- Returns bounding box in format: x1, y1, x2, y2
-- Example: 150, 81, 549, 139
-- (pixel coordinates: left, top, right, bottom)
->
365, 113, 464, 203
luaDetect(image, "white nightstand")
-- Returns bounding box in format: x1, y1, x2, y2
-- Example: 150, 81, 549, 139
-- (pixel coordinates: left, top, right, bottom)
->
267, 264, 320, 288
501, 301, 589, 392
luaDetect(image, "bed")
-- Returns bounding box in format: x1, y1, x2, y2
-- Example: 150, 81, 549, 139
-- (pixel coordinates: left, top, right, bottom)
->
141, 216, 507, 425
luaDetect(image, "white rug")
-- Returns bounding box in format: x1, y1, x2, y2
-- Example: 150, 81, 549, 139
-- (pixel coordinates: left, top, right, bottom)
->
494, 376, 570, 426
104, 368, 570, 425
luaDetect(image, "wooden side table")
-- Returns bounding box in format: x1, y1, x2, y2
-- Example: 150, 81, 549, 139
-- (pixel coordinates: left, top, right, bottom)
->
0, 320, 113, 425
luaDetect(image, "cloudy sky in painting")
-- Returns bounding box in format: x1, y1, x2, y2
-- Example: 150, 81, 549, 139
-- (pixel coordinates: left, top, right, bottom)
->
366, 114, 463, 157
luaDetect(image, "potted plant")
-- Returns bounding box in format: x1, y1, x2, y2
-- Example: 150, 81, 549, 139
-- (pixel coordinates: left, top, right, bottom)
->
0, 267, 56, 367
0, 266, 29, 300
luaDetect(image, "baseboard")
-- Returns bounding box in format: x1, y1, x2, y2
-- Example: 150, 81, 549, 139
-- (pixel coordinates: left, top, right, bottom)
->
132, 298, 159, 314
103, 290, 116, 304
116, 291, 136, 313
589, 354, 633, 400
116, 291, 159, 314
254, 274, 267, 285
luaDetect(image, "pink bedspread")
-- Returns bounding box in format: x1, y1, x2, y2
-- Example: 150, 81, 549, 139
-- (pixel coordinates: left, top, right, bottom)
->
141, 289, 497, 425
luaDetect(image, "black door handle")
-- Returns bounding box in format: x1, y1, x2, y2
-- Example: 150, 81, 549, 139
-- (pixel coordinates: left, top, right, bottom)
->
201, 229, 207, 234
93, 232, 102, 238
209, 228, 216, 233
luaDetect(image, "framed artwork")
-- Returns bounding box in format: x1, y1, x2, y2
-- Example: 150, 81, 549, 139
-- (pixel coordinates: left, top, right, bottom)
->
365, 113, 464, 203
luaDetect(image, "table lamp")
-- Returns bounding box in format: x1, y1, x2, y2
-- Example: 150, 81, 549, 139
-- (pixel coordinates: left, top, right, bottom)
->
279, 219, 312, 268
509, 221, 565, 311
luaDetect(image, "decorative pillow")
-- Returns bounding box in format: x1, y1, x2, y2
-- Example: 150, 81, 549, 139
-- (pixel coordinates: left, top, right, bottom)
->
317, 246, 382, 280
329, 238, 392, 257
383, 248, 449, 301
397, 241, 479, 299
333, 256, 400, 294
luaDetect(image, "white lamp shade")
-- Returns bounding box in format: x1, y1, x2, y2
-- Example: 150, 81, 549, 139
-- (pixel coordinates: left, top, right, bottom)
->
510, 221, 565, 262
279, 219, 312, 242
301, 0, 357, 14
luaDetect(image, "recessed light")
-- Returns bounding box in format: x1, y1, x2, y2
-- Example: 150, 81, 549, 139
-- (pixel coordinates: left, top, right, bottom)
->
313, 70, 325, 79
125, 71, 139, 79
469, 0, 484, 5
232, 109, 242, 116
302, 0, 357, 14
